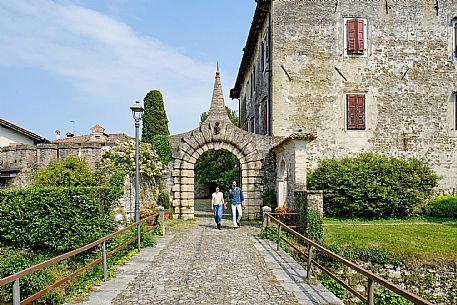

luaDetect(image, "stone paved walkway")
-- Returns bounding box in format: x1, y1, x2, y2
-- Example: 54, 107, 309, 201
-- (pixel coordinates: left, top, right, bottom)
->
68, 201, 342, 305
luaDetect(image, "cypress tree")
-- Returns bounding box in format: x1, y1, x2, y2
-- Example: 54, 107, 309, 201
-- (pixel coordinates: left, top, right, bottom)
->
142, 90, 170, 141
141, 90, 171, 165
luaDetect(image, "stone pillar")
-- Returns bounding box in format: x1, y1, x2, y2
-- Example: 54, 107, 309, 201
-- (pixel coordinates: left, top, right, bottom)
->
295, 189, 324, 241
262, 206, 272, 232
155, 206, 165, 235
305, 190, 323, 218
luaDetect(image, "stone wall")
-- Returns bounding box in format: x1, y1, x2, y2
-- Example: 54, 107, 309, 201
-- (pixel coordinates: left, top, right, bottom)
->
318, 260, 457, 304
0, 143, 107, 188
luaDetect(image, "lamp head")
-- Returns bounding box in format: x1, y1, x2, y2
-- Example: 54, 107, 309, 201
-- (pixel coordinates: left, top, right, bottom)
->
130, 101, 144, 120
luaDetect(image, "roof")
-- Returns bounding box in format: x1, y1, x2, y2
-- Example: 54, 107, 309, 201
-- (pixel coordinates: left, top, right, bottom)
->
271, 132, 317, 151
51, 133, 131, 144
230, 0, 271, 99
0, 119, 49, 143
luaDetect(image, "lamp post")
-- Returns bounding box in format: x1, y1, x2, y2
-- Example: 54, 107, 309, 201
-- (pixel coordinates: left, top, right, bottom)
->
130, 100, 144, 251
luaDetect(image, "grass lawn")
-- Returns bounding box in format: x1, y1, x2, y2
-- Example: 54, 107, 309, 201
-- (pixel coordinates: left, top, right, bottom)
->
324, 218, 457, 263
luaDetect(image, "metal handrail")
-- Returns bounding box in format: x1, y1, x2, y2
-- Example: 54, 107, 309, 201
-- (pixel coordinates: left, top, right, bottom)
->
0, 211, 164, 305
263, 212, 432, 305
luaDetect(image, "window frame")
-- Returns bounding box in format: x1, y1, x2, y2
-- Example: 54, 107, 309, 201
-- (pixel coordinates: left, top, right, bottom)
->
343, 17, 368, 57
345, 93, 367, 131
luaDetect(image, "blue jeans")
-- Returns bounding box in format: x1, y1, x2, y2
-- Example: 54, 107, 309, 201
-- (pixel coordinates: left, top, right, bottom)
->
213, 204, 222, 224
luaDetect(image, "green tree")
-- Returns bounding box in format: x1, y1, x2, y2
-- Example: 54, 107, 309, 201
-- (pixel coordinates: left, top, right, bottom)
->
33, 156, 96, 187
141, 90, 171, 165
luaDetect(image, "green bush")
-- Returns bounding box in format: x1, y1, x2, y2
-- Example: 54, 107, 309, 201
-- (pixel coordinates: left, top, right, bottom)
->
299, 205, 324, 243
262, 189, 277, 210
422, 196, 457, 218
0, 187, 118, 251
157, 192, 170, 210
33, 156, 96, 187
0, 248, 69, 304
375, 288, 411, 305
307, 153, 439, 218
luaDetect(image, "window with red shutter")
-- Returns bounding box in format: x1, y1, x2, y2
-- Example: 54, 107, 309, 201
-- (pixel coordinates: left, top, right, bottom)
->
347, 94, 366, 130
346, 18, 366, 55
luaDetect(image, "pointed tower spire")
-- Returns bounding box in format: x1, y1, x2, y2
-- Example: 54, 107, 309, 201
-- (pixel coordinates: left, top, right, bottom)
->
207, 66, 230, 122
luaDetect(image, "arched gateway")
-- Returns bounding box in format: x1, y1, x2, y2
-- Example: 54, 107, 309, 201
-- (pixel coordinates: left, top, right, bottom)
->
169, 70, 280, 220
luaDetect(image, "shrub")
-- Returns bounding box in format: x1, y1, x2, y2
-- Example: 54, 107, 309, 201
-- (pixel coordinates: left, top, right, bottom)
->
422, 196, 457, 218
307, 153, 439, 218
0, 248, 68, 304
33, 156, 96, 187
157, 192, 170, 210
262, 189, 277, 210
375, 288, 411, 305
0, 187, 118, 251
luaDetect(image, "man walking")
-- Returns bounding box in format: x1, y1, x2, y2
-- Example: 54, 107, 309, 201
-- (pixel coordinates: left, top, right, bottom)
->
211, 186, 226, 230
226, 180, 245, 228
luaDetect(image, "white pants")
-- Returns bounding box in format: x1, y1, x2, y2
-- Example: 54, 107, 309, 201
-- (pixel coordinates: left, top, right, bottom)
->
232, 204, 242, 227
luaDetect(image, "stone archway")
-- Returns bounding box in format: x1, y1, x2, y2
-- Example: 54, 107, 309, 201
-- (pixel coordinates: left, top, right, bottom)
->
169, 70, 280, 220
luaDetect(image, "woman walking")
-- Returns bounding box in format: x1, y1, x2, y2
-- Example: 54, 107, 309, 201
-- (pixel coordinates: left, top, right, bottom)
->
211, 186, 226, 230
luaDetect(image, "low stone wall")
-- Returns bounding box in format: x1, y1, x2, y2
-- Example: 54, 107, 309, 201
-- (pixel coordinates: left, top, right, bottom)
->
318, 260, 456, 304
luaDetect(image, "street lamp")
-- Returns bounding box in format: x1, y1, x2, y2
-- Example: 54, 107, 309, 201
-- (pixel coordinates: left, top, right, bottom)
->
130, 100, 144, 251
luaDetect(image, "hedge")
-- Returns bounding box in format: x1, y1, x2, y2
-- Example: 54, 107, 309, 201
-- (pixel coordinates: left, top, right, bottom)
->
0, 186, 118, 251
422, 196, 457, 218
307, 153, 439, 218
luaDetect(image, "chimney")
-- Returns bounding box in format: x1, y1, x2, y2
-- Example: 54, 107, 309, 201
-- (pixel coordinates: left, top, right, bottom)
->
66, 132, 74, 138
55, 130, 61, 140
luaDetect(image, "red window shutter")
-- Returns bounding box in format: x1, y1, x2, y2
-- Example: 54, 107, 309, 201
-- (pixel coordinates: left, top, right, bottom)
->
356, 95, 366, 129
347, 94, 366, 130
357, 19, 365, 54
347, 19, 357, 53
347, 95, 357, 129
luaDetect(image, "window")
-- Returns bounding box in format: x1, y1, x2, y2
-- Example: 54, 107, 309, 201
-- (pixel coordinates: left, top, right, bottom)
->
454, 93, 457, 130
344, 18, 366, 56
453, 20, 457, 59
261, 100, 268, 135
346, 94, 366, 130
260, 41, 265, 72
263, 29, 269, 71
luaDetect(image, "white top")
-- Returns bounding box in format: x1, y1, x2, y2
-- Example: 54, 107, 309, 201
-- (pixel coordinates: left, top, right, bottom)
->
212, 192, 224, 205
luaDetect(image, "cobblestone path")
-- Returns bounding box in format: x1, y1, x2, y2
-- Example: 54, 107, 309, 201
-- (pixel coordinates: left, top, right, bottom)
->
111, 204, 299, 305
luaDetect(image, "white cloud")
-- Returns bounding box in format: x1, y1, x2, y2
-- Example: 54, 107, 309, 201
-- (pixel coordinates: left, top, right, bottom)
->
0, 0, 222, 134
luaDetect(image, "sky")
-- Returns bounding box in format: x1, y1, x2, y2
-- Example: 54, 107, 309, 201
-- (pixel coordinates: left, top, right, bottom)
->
0, 0, 256, 139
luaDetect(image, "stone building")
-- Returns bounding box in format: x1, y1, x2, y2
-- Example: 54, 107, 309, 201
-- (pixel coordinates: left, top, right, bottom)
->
230, 0, 457, 206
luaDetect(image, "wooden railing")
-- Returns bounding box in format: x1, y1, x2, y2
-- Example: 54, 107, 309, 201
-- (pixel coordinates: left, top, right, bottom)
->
0, 207, 165, 305
262, 211, 432, 305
